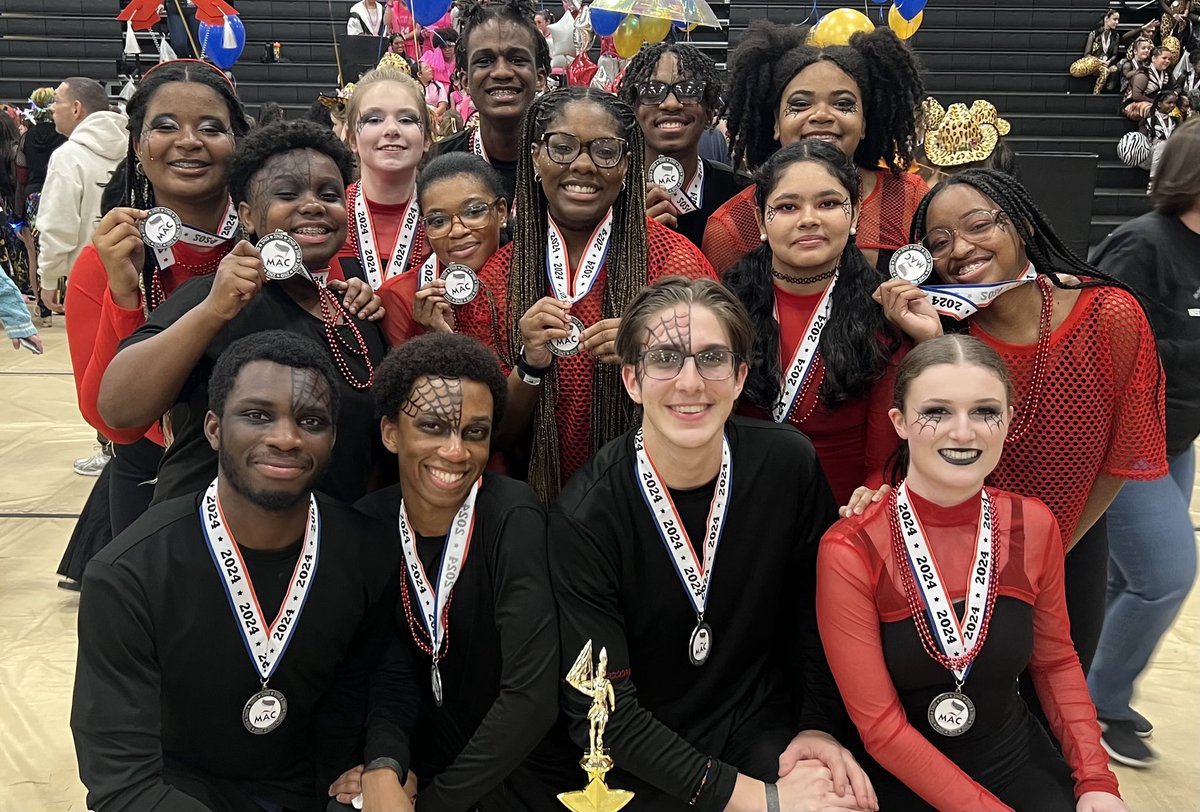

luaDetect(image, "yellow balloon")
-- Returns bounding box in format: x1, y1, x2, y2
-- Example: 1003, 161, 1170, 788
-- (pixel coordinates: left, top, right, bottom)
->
888, 4, 923, 39
613, 16, 643, 58
640, 14, 672, 44
813, 7, 875, 47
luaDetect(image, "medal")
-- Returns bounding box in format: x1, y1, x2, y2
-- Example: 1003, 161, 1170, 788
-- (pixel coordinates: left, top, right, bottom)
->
351, 181, 421, 289
928, 691, 976, 737
441, 263, 480, 305
545, 209, 611, 353
923, 263, 1038, 320
634, 429, 732, 667
648, 156, 685, 193
140, 207, 183, 251
888, 243, 934, 285
199, 478, 320, 736
548, 315, 585, 358
398, 479, 481, 708
772, 272, 837, 423
141, 200, 239, 269
256, 231, 307, 281
668, 159, 704, 215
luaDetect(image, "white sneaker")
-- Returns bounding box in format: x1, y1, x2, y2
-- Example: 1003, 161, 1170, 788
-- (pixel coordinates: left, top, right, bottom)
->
73, 447, 112, 476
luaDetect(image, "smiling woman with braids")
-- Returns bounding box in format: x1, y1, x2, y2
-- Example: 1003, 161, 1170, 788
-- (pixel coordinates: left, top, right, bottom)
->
873, 169, 1166, 677
451, 87, 716, 501
703, 22, 927, 276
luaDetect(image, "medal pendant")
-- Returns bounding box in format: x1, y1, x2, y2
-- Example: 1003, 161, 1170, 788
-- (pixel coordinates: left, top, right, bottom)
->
242, 687, 288, 735
431, 661, 444, 707
688, 621, 712, 667
441, 263, 480, 305
140, 207, 183, 251
648, 156, 685, 193
928, 690, 975, 737
256, 231, 307, 281
888, 243, 934, 285
548, 315, 586, 358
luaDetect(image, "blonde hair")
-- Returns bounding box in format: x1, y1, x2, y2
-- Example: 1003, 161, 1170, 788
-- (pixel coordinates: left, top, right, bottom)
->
344, 68, 431, 136
27, 87, 55, 122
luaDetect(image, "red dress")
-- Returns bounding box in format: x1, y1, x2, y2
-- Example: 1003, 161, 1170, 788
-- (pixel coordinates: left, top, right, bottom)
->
701, 169, 928, 276
818, 487, 1120, 811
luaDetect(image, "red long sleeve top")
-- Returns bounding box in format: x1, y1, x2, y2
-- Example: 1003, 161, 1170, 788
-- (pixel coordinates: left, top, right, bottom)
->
817, 487, 1120, 811
334, 190, 432, 287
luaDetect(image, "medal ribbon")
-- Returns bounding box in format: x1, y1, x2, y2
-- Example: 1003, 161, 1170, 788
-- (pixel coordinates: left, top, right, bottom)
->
416, 253, 440, 290
895, 481, 994, 683
199, 478, 321, 682
921, 263, 1037, 320
152, 199, 239, 269
633, 429, 731, 616
669, 160, 705, 215
352, 181, 422, 289
772, 272, 837, 423
469, 128, 488, 162
397, 478, 481, 658
545, 209, 612, 306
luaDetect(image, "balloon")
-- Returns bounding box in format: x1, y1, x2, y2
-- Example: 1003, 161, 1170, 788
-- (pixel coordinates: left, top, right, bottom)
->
811, 7, 874, 47
412, 0, 452, 27
547, 8, 580, 70
613, 16, 643, 59
895, 0, 926, 21
198, 15, 245, 69
567, 50, 599, 87
639, 15, 671, 44
590, 8, 623, 37
888, 5, 923, 38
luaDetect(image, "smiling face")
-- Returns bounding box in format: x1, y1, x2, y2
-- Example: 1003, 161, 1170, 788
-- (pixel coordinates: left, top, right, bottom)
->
923, 184, 1026, 285
238, 148, 348, 269
1135, 40, 1153, 61
419, 172, 506, 271
1158, 92, 1179, 113
890, 362, 1011, 500
1152, 50, 1173, 70
382, 375, 493, 516
533, 100, 628, 232
758, 160, 857, 277
463, 19, 545, 127
634, 51, 709, 159
348, 80, 431, 177
775, 60, 866, 161
134, 81, 235, 209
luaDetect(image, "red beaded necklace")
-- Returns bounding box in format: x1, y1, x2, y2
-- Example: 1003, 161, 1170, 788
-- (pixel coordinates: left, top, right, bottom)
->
148, 245, 231, 310
315, 285, 375, 390
399, 563, 454, 659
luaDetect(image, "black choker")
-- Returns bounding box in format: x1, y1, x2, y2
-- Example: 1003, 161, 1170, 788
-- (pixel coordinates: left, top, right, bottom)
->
771, 266, 838, 285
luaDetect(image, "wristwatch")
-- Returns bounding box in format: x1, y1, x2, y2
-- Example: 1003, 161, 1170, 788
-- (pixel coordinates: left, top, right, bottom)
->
363, 756, 407, 784
765, 782, 781, 812
517, 347, 554, 386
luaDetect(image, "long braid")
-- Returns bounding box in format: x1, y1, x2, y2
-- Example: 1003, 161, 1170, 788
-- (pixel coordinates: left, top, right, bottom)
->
510, 87, 647, 501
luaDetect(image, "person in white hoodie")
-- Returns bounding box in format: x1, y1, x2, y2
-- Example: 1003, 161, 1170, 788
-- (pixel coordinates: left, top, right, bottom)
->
39, 77, 127, 313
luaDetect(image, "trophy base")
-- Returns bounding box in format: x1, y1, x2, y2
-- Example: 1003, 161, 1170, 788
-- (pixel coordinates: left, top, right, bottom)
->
557, 777, 635, 812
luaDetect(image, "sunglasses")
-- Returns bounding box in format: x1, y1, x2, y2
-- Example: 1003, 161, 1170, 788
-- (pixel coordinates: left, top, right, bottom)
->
635, 80, 706, 106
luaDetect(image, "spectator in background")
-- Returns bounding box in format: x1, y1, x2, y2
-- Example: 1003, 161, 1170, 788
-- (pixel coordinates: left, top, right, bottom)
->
0, 262, 40, 353
256, 100, 286, 126
916, 98, 1015, 188
348, 0, 389, 37
422, 27, 458, 85
388, 2, 422, 60
18, 87, 66, 326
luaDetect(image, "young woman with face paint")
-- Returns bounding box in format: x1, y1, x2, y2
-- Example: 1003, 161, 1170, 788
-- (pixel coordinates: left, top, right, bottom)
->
817, 335, 1127, 812
99, 120, 387, 506
703, 22, 927, 276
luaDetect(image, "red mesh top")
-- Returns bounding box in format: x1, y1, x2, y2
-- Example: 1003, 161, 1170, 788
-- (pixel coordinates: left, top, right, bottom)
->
737, 284, 905, 505
457, 217, 717, 485
700, 169, 929, 276
818, 487, 1120, 809
973, 285, 1166, 542
334, 188, 432, 286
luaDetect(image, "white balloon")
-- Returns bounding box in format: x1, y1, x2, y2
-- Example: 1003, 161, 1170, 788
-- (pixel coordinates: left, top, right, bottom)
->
547, 6, 579, 70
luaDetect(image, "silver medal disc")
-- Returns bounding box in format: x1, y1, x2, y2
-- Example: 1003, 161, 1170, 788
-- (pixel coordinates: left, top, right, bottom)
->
441, 263, 480, 305
928, 691, 975, 736
649, 156, 685, 193
140, 207, 183, 251
431, 662, 444, 707
688, 621, 712, 667
548, 315, 585, 358
242, 687, 288, 735
256, 231, 306, 281
888, 243, 935, 285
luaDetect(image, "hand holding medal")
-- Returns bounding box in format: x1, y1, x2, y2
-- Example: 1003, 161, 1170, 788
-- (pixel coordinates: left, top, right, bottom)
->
545, 211, 612, 358
203, 240, 268, 322
256, 231, 310, 282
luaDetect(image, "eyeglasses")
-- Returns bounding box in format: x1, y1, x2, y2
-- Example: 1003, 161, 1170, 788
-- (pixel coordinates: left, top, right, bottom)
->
920, 210, 1008, 259
635, 79, 706, 106
639, 348, 740, 381
422, 198, 501, 238
540, 131, 628, 169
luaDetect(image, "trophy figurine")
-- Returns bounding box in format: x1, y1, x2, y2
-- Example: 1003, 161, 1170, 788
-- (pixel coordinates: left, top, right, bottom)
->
558, 641, 635, 812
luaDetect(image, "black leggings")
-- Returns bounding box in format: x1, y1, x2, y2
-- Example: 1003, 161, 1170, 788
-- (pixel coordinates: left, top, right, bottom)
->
109, 437, 163, 537
1061, 515, 1109, 674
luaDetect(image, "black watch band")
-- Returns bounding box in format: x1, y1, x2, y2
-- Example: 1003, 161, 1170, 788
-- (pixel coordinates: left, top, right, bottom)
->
765, 781, 780, 812
363, 756, 406, 784
518, 348, 554, 383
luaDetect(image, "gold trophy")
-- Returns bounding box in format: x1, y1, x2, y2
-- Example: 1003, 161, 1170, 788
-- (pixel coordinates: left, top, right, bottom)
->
558, 641, 635, 812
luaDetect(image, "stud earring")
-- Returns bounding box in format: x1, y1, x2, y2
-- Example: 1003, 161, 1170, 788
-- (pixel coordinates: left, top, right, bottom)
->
760, 233, 767, 241
850, 227, 857, 236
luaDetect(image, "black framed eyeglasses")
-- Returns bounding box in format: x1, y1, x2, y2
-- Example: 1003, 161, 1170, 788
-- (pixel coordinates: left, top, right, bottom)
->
540, 131, 628, 168
422, 198, 502, 238
635, 79, 706, 106
920, 210, 1007, 259
639, 348, 740, 381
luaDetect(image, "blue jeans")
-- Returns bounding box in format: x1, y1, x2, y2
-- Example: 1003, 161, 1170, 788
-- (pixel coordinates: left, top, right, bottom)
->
1088, 446, 1198, 719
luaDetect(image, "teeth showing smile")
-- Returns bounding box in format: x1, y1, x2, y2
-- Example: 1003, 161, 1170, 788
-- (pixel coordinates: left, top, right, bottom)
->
171, 160, 207, 168
489, 89, 518, 98
430, 468, 466, 484
671, 405, 706, 414
379, 145, 406, 151
294, 227, 329, 235
805, 134, 839, 143
657, 121, 686, 130
957, 259, 987, 276
564, 183, 598, 194
939, 449, 981, 465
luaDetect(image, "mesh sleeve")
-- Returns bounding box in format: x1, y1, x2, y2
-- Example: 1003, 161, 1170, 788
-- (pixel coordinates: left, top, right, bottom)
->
700, 185, 760, 277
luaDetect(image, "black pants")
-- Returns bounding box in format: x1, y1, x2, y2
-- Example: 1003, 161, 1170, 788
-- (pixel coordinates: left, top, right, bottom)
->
109, 437, 163, 537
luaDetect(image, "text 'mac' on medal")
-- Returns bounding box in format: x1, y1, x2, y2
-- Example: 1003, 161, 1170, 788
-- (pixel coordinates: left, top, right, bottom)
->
256, 231, 307, 281
688, 621, 712, 667
548, 315, 586, 358
242, 687, 288, 735
431, 662, 444, 707
888, 243, 935, 285
441, 263, 480, 306
140, 207, 183, 250
648, 156, 685, 194
927, 690, 975, 737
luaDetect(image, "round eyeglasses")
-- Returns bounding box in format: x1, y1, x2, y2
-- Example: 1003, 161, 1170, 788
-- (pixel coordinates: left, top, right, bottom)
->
422, 198, 502, 238
921, 210, 1007, 259
540, 131, 628, 169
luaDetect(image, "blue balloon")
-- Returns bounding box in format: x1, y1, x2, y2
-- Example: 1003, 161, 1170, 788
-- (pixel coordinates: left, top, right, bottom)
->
413, 0, 452, 27
198, 15, 245, 70
590, 8, 623, 37
895, 0, 926, 20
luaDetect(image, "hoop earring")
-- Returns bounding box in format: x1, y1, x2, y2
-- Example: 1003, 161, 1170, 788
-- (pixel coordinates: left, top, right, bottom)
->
134, 161, 146, 177
533, 170, 542, 183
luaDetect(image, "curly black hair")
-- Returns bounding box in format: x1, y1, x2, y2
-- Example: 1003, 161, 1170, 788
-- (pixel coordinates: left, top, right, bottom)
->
725, 21, 924, 172
417, 151, 508, 207
372, 332, 508, 427
208, 330, 341, 421
226, 119, 355, 208
723, 139, 901, 411
616, 42, 724, 119
455, 0, 552, 75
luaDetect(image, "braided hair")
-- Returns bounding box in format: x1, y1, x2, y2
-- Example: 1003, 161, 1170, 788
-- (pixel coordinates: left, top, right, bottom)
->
615, 42, 724, 119
724, 139, 900, 413
725, 21, 924, 173
455, 0, 552, 75
509, 87, 647, 501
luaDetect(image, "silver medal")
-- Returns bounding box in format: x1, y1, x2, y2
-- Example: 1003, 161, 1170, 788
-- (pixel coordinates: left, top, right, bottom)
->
548, 315, 585, 358
140, 207, 183, 251
927, 690, 975, 736
256, 231, 306, 281
242, 687, 288, 735
889, 243, 934, 285
688, 621, 712, 667
441, 263, 480, 305
431, 661, 444, 707
648, 156, 685, 193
